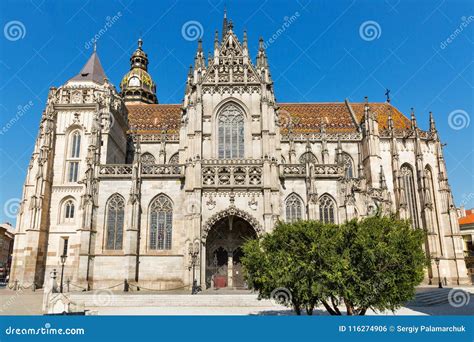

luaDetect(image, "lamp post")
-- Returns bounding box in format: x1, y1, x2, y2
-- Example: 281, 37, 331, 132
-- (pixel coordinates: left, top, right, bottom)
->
60, 254, 67, 293
434, 257, 442, 289
188, 243, 200, 294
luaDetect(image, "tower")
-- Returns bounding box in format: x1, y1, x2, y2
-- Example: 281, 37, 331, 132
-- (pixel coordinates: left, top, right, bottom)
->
9, 49, 128, 289
120, 38, 158, 104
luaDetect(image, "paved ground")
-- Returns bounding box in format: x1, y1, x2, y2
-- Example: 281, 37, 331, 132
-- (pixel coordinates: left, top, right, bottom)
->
0, 287, 44, 315
1, 285, 473, 316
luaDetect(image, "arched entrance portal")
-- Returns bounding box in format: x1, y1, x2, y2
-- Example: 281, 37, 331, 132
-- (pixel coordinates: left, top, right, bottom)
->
205, 216, 257, 289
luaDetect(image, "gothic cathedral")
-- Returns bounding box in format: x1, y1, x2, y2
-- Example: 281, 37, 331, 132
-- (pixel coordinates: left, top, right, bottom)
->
9, 17, 468, 291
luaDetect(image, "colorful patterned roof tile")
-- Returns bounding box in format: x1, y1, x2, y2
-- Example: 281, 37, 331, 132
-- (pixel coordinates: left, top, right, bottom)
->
126, 101, 411, 134
127, 104, 182, 133
349, 102, 411, 130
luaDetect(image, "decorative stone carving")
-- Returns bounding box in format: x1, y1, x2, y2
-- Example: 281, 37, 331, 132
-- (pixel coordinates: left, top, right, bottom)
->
202, 207, 263, 242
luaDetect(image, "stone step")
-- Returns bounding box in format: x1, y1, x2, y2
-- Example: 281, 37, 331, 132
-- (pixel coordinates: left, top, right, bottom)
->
68, 293, 276, 308
408, 288, 453, 306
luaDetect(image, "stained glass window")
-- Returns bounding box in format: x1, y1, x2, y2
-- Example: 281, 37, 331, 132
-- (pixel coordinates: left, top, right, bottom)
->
342, 153, 354, 178
149, 195, 173, 250
218, 104, 244, 159
299, 152, 318, 164
401, 164, 419, 228
285, 193, 303, 222
105, 194, 125, 250
319, 194, 336, 224
141, 152, 156, 165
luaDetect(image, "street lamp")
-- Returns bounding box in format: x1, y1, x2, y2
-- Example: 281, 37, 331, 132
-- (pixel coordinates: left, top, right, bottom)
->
434, 257, 442, 289
60, 254, 67, 293
188, 243, 200, 294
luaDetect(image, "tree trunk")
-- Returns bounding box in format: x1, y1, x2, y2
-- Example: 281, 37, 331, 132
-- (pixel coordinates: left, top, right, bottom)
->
321, 299, 338, 315
293, 299, 302, 315
359, 308, 367, 316
345, 300, 353, 316
331, 296, 342, 315
306, 305, 314, 316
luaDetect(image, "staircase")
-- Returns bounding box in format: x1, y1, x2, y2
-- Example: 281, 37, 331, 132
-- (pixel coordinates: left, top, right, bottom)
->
67, 292, 273, 308
407, 288, 453, 306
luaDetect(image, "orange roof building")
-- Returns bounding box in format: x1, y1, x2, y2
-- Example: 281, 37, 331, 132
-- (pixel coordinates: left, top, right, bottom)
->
9, 12, 470, 291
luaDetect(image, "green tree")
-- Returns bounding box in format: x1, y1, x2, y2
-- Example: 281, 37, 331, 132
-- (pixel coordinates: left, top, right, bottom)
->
242, 220, 340, 315
330, 215, 427, 315
242, 215, 426, 315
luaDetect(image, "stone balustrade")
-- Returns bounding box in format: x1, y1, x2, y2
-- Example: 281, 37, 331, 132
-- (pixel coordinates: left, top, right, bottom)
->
201, 161, 263, 188
99, 164, 184, 178
99, 164, 133, 177
280, 163, 343, 178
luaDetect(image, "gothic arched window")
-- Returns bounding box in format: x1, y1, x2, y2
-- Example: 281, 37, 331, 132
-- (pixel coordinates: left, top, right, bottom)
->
299, 152, 318, 164
218, 104, 244, 159
342, 153, 354, 178
70, 131, 81, 158
63, 199, 75, 223
67, 130, 81, 182
401, 164, 419, 228
141, 152, 156, 165
169, 153, 179, 164
105, 194, 125, 250
285, 193, 303, 222
424, 166, 443, 254
149, 195, 173, 250
319, 194, 336, 224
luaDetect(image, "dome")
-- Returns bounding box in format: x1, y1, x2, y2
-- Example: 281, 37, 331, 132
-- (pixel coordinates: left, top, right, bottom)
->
120, 38, 158, 104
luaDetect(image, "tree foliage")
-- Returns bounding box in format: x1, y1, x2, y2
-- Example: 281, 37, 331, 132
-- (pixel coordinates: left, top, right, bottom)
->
241, 215, 426, 315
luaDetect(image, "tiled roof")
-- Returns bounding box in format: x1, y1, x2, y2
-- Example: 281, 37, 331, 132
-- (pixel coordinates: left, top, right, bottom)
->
349, 102, 411, 130
126, 101, 411, 134
127, 104, 182, 133
459, 211, 474, 226
278, 102, 357, 133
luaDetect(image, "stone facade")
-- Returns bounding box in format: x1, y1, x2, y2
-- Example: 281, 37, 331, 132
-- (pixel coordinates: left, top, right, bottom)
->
9, 19, 469, 291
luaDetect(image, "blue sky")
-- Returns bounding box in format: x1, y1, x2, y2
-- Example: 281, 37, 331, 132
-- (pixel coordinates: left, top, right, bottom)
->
0, 0, 473, 224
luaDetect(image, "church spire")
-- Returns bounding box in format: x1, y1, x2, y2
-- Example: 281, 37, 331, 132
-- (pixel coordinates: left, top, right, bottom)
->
429, 111, 437, 133
222, 8, 228, 40
69, 50, 107, 84
120, 38, 157, 104
410, 108, 417, 129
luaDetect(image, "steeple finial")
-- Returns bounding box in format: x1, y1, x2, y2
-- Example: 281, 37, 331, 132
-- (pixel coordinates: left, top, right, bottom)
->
93, 42, 97, 52
387, 105, 394, 131
138, 37, 143, 49
197, 38, 202, 52
385, 88, 390, 103
410, 107, 417, 129
429, 111, 437, 132
222, 8, 228, 40
259, 36, 264, 51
